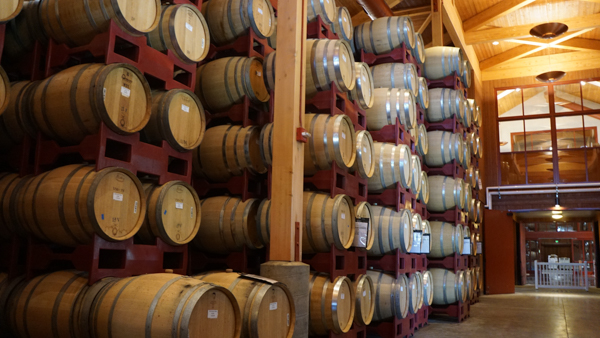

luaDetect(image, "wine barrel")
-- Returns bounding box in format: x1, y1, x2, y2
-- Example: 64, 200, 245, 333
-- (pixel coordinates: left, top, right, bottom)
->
17, 165, 145, 247
90, 273, 241, 338
473, 104, 482, 128
423, 47, 464, 80
305, 114, 356, 176
195, 271, 295, 338
422, 270, 434, 306
370, 63, 419, 96
256, 198, 270, 247
307, 0, 336, 25
408, 272, 423, 314
352, 131, 375, 179
366, 270, 409, 320
354, 16, 416, 54
465, 269, 473, 300
412, 32, 426, 64
32, 63, 152, 144
462, 60, 473, 89
262, 52, 276, 91
427, 176, 465, 213
7, 270, 115, 338
303, 192, 355, 253
367, 88, 417, 131
306, 39, 356, 98
475, 200, 482, 223
426, 88, 464, 122
138, 181, 201, 246
143, 89, 206, 152
196, 56, 269, 112
332, 7, 353, 42
368, 142, 412, 192
0, 274, 23, 333
192, 125, 266, 182
410, 155, 422, 196
367, 206, 413, 256
202, 0, 275, 46
424, 131, 463, 168
417, 77, 429, 109
3, 0, 47, 61
430, 268, 465, 305
0, 174, 29, 240
468, 199, 477, 222
465, 99, 475, 128
267, 17, 277, 48
259, 123, 273, 166
0, 0, 23, 23
348, 62, 375, 110
0, 81, 38, 150
458, 98, 472, 128
353, 274, 375, 326
354, 202, 374, 250
428, 221, 463, 258
463, 183, 472, 213
411, 212, 422, 235
475, 169, 481, 189
192, 196, 262, 254
309, 272, 355, 335
418, 171, 429, 204
147, 4, 210, 63
421, 219, 431, 253
461, 139, 471, 169
476, 266, 482, 291
466, 167, 476, 188
415, 124, 428, 156
39, 0, 160, 47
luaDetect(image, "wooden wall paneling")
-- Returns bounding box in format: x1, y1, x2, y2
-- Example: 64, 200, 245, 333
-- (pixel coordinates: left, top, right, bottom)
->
463, 0, 536, 33
483, 209, 516, 294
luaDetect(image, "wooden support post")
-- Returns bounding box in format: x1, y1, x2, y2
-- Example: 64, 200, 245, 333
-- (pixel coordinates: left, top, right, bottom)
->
269, 0, 307, 262
431, 0, 444, 46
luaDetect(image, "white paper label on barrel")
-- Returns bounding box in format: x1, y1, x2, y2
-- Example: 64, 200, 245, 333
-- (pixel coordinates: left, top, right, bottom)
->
269, 302, 277, 310
341, 293, 345, 299
191, 207, 194, 218
208, 310, 218, 319
258, 7, 263, 15
363, 290, 367, 297
342, 54, 346, 62
121, 86, 130, 98
202, 38, 205, 48
463, 238, 471, 255
411, 230, 422, 254
182, 104, 190, 113
421, 234, 430, 254
176, 202, 184, 209
341, 212, 345, 219
113, 193, 123, 201
103, 88, 107, 100
343, 17, 347, 22
353, 221, 369, 247
478, 178, 482, 188
401, 286, 403, 291
287, 313, 290, 326
256, 71, 262, 76
185, 22, 193, 32
134, 201, 138, 214
477, 241, 482, 253
342, 132, 346, 139
363, 146, 368, 153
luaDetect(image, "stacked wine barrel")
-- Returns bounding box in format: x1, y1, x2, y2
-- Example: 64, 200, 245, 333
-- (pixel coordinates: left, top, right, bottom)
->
421, 46, 484, 315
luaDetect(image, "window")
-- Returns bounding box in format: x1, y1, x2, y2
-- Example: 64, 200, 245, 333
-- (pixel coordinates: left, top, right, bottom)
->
496, 79, 600, 185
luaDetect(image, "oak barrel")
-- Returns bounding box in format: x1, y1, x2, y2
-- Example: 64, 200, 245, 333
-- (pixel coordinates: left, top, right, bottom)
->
368, 206, 413, 256
193, 196, 262, 254
354, 16, 416, 54
259, 123, 273, 166
262, 52, 276, 91
309, 272, 355, 335
3, 0, 47, 60
410, 155, 422, 196
303, 192, 355, 253
408, 272, 423, 314
465, 269, 474, 300
366, 270, 409, 320
256, 198, 271, 247
430, 268, 465, 305
460, 138, 471, 169
426, 88, 464, 122
201, 0, 275, 46
367, 88, 417, 131
267, 17, 277, 49
195, 271, 295, 338
354, 201, 374, 250
0, 81, 38, 150
423, 131, 463, 168
463, 226, 472, 255
421, 219, 431, 252
348, 62, 375, 110
412, 32, 426, 64
143, 89, 206, 152
353, 274, 375, 326
418, 171, 429, 204
466, 166, 477, 188
39, 0, 160, 47
422, 270, 434, 306
32, 63, 152, 144
458, 98, 472, 128
415, 124, 429, 156
0, 67, 10, 116
462, 60, 473, 89
351, 130, 375, 179
90, 273, 241, 338
428, 221, 464, 258
307, 0, 336, 25
368, 142, 412, 192
463, 183, 472, 213
0, 0, 23, 23
306, 39, 356, 98
196, 56, 269, 112
332, 7, 353, 42
371, 63, 418, 96
147, 4, 210, 63
0, 173, 29, 240
17, 165, 145, 247
192, 125, 266, 182
427, 176, 465, 212
417, 77, 429, 109
423, 47, 464, 80
305, 113, 356, 176
0, 273, 22, 333
475, 200, 482, 223
138, 181, 201, 246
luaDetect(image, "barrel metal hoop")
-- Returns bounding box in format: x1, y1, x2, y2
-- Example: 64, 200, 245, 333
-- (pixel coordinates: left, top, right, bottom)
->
256, 201, 267, 245
145, 276, 184, 338
180, 283, 220, 338
319, 278, 330, 332
220, 126, 235, 176
385, 89, 392, 125
368, 21, 376, 54
387, 209, 395, 253
29, 172, 53, 242
107, 276, 142, 338
247, 0, 266, 39
321, 40, 333, 91
82, 0, 100, 32
375, 207, 385, 255
57, 165, 89, 245
440, 221, 446, 257
322, 116, 332, 167
229, 198, 244, 248
70, 64, 96, 136
373, 272, 383, 320
53, 0, 78, 46
389, 144, 396, 187
308, 115, 320, 169
441, 131, 447, 164
386, 17, 393, 52
243, 126, 256, 174
223, 58, 238, 107
39, 75, 63, 141
249, 284, 273, 337
22, 273, 53, 338
442, 270, 448, 304
218, 197, 232, 252
225, 0, 238, 39
442, 176, 447, 210
310, 40, 321, 92
319, 194, 331, 250
72, 168, 95, 242
51, 272, 86, 338
305, 193, 319, 252
171, 282, 206, 338
390, 63, 396, 88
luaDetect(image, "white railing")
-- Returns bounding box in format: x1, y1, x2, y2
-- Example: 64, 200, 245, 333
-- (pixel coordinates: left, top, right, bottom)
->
534, 260, 589, 291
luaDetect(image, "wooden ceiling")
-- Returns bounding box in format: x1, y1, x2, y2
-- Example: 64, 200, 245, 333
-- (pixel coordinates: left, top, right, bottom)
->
340, 0, 600, 81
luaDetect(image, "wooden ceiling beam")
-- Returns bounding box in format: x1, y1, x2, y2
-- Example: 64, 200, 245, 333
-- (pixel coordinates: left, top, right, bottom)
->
351, 0, 404, 26
482, 51, 600, 81
392, 5, 430, 17
480, 45, 542, 70
465, 13, 600, 45
555, 38, 600, 52
463, 0, 536, 33
419, 13, 432, 34
425, 33, 452, 48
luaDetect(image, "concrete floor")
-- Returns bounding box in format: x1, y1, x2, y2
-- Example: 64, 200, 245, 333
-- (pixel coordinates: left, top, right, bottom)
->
414, 286, 600, 338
